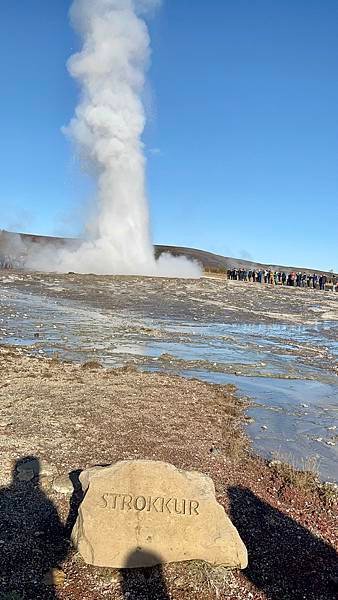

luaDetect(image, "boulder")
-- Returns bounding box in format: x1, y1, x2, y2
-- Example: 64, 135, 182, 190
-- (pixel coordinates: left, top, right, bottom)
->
72, 460, 247, 569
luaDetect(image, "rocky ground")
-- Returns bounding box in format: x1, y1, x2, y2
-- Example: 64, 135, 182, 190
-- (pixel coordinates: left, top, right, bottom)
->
0, 346, 337, 600
1, 271, 338, 325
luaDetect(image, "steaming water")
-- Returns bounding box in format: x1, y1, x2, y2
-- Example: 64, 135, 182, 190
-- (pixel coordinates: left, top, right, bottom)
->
24, 0, 200, 278
1, 276, 337, 482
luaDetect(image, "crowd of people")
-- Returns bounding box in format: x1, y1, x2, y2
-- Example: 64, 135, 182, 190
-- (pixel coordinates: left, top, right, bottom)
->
227, 268, 337, 291
0, 255, 16, 269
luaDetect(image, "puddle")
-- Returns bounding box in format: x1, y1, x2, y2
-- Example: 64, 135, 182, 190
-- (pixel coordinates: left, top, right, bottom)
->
177, 371, 338, 482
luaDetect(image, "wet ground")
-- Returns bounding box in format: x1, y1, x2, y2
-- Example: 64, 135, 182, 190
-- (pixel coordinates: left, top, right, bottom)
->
0, 271, 337, 481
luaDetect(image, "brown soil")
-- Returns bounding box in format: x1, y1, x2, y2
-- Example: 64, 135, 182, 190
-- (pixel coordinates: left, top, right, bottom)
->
0, 346, 337, 600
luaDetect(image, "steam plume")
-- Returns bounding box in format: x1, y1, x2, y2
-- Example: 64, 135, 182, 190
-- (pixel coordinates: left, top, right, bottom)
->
27, 0, 200, 278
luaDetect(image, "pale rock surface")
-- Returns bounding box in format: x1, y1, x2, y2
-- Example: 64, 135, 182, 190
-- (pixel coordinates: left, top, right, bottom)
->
39, 461, 58, 478
72, 460, 248, 569
53, 474, 74, 496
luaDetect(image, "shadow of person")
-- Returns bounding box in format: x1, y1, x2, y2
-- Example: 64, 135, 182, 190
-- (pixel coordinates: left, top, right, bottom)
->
229, 486, 338, 600
121, 549, 170, 599
0, 456, 68, 599
64, 469, 84, 538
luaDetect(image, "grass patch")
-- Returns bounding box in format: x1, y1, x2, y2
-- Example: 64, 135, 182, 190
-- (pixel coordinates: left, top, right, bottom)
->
50, 353, 60, 365
318, 482, 338, 507
81, 360, 102, 370
222, 423, 247, 461
269, 455, 319, 491
184, 561, 232, 597
220, 389, 248, 461
42, 370, 53, 378
115, 363, 137, 374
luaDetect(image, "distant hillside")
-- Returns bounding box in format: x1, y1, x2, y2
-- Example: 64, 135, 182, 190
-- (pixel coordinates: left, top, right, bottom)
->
155, 245, 335, 276
0, 230, 336, 276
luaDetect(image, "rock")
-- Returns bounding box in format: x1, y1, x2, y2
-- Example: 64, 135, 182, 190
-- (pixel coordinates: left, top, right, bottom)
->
174, 575, 186, 587
53, 474, 74, 495
0, 420, 12, 429
111, 572, 123, 584
43, 568, 66, 587
39, 477, 51, 490
209, 446, 222, 456
72, 460, 248, 570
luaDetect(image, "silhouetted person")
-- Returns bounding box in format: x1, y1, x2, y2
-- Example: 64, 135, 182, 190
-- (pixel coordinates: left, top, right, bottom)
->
121, 549, 169, 599
0, 456, 68, 599
229, 486, 338, 600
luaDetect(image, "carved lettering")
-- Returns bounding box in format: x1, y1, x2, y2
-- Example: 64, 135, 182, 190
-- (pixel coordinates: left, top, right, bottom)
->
98, 494, 108, 509
109, 494, 120, 510
164, 497, 173, 513
174, 498, 186, 515
134, 496, 147, 511
121, 494, 133, 510
98, 493, 200, 516
147, 496, 164, 512
99, 493, 120, 509
189, 500, 200, 515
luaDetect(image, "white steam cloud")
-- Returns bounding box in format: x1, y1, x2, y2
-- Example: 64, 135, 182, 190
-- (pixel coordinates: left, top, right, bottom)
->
26, 0, 201, 278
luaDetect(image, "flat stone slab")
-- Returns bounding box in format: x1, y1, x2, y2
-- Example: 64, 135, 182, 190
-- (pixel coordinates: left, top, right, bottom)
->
72, 460, 248, 569
53, 474, 74, 496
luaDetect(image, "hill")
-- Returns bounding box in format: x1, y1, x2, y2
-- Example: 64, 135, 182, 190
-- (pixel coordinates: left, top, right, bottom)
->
0, 229, 335, 276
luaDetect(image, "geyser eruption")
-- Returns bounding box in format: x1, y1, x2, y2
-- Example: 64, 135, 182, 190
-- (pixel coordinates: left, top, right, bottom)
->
63, 0, 155, 272
27, 0, 200, 278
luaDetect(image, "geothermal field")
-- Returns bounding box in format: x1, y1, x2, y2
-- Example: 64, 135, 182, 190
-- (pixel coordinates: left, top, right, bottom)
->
0, 270, 337, 599
1, 271, 337, 483
0, 0, 337, 597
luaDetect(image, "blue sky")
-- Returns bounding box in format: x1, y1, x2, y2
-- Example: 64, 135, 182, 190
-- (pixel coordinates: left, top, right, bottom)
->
0, 0, 337, 271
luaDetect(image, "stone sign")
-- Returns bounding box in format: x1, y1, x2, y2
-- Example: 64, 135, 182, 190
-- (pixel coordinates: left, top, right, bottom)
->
71, 460, 248, 569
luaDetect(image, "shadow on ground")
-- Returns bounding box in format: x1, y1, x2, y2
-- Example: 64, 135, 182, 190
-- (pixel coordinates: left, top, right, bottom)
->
0, 456, 69, 599
121, 550, 169, 599
229, 486, 338, 600
1, 459, 336, 600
